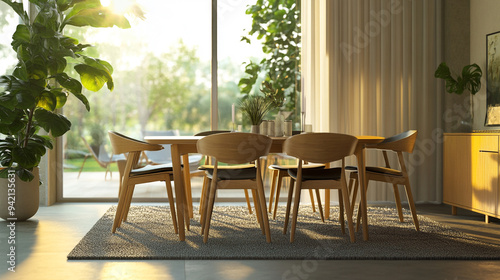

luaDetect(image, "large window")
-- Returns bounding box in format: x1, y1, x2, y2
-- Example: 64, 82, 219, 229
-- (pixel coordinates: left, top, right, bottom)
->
0, 2, 18, 77
54, 0, 300, 201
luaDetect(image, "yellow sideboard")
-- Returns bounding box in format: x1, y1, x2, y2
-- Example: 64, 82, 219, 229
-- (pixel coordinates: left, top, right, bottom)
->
443, 133, 499, 222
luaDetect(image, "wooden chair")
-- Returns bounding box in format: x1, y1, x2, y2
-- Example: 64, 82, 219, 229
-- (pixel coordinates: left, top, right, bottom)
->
78, 136, 126, 179
108, 131, 177, 234
195, 130, 254, 217
348, 130, 419, 231
283, 133, 358, 243
197, 132, 272, 243
268, 162, 325, 219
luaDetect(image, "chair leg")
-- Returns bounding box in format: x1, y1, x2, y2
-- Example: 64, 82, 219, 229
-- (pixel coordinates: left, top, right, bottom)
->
105, 165, 112, 180
309, 189, 316, 213
349, 178, 358, 217
340, 178, 356, 243
200, 178, 212, 233
112, 181, 129, 233
77, 155, 89, 179
244, 189, 253, 214
256, 182, 271, 243
315, 189, 325, 223
290, 180, 303, 243
252, 189, 264, 233
338, 189, 345, 234
121, 184, 136, 222
268, 169, 278, 213
315, 189, 324, 218
355, 179, 369, 232
199, 175, 208, 215
272, 171, 285, 220
165, 178, 178, 234
404, 182, 420, 231
283, 179, 295, 235
203, 179, 217, 243
392, 184, 404, 222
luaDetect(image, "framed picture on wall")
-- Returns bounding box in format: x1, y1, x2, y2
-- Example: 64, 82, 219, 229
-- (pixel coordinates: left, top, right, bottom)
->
485, 31, 500, 126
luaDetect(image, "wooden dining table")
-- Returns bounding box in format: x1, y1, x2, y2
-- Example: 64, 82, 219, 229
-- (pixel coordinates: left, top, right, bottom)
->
145, 134, 383, 241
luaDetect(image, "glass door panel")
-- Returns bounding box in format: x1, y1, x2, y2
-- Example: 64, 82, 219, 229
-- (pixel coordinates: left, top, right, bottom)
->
62, 0, 211, 199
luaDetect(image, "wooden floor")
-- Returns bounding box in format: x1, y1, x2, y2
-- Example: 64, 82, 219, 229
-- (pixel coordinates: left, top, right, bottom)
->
1, 203, 500, 280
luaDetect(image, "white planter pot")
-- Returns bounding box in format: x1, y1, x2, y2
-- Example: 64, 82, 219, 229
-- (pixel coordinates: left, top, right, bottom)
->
0, 167, 39, 221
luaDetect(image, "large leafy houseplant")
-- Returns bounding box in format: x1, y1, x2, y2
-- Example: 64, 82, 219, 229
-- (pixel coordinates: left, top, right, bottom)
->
434, 62, 482, 125
239, 0, 301, 119
434, 62, 482, 96
0, 0, 131, 182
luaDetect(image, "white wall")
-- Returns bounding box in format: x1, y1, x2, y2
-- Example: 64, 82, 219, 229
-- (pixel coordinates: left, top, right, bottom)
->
471, 0, 500, 129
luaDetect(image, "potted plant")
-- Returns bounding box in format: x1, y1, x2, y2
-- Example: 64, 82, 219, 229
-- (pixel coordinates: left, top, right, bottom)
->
238, 95, 273, 133
434, 62, 482, 131
0, 0, 131, 220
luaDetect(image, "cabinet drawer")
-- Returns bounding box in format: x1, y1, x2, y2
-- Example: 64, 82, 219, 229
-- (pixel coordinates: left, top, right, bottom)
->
475, 136, 499, 153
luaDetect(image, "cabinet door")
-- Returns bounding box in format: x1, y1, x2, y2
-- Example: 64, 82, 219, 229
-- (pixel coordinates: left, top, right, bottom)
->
472, 136, 498, 215
443, 136, 473, 208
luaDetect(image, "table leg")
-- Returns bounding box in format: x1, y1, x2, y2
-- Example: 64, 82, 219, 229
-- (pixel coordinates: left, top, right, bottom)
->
182, 154, 194, 219
171, 144, 186, 241
355, 148, 369, 241
324, 163, 331, 220
325, 190, 330, 220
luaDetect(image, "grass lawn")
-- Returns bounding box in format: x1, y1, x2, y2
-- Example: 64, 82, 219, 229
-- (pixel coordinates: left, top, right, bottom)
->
64, 158, 120, 172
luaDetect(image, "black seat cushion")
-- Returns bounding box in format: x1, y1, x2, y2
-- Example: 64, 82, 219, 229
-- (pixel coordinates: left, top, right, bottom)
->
205, 167, 257, 180
345, 165, 358, 171
269, 164, 325, 171
348, 166, 402, 176
365, 166, 402, 176
288, 167, 342, 181
130, 163, 173, 176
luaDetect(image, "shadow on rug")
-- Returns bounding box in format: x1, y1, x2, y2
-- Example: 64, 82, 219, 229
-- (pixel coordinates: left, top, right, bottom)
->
68, 206, 500, 260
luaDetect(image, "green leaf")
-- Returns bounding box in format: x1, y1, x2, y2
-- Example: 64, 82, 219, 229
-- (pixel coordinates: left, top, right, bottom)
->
34, 109, 71, 137
11, 24, 30, 51
57, 0, 74, 11
0, 115, 25, 135
54, 73, 82, 94
12, 147, 40, 169
31, 134, 53, 150
83, 56, 114, 75
12, 62, 28, 81
48, 56, 68, 74
15, 89, 38, 109
241, 36, 251, 44
0, 106, 17, 124
74, 64, 110, 92
0, 168, 10, 179
64, 3, 131, 29
37, 90, 57, 111
50, 88, 68, 109
435, 62, 482, 95
16, 168, 35, 182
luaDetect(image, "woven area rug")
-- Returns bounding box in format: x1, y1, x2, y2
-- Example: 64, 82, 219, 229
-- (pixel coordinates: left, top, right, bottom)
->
68, 205, 500, 260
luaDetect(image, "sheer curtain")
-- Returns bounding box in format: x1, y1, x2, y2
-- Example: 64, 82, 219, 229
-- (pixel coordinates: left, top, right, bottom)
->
302, 0, 443, 203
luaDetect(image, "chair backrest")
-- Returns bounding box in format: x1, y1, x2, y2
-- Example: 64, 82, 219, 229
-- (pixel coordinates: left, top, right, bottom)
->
195, 130, 231, 136
81, 136, 109, 167
197, 132, 272, 164
283, 133, 358, 164
108, 131, 163, 155
372, 130, 417, 153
